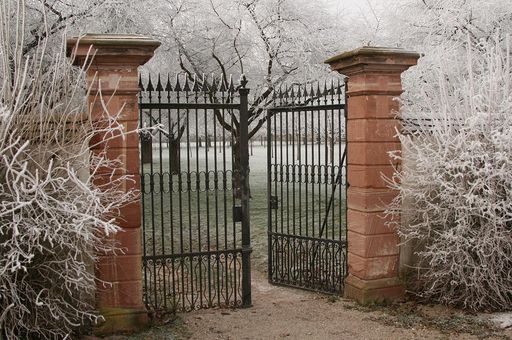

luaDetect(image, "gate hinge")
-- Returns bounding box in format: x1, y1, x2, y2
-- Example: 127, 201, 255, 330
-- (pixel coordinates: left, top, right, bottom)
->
270, 196, 279, 210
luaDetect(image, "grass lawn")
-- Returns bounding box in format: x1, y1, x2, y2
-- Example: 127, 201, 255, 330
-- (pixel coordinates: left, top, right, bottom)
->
141, 143, 347, 271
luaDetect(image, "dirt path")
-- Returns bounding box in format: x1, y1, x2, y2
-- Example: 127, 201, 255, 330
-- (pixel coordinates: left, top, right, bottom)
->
173, 271, 510, 340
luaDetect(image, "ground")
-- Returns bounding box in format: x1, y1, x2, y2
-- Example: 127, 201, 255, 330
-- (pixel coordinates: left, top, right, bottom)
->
115, 271, 511, 340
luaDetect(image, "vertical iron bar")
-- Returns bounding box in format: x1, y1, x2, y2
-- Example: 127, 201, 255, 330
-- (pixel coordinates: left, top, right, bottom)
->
323, 85, 328, 288
194, 86, 202, 309
285, 108, 290, 283
291, 107, 296, 285
139, 76, 148, 306
222, 95, 228, 306
298, 107, 303, 286
330, 84, 336, 289
204, 87, 212, 307
338, 78, 343, 246
305, 90, 309, 240
166, 78, 177, 309
298, 108, 302, 235
157, 76, 167, 309
330, 81, 336, 241
185, 81, 193, 309
311, 99, 315, 240
267, 105, 272, 282
273, 104, 278, 282
324, 87, 328, 242
239, 77, 252, 307
214, 86, 221, 307
317, 92, 321, 243
176, 78, 186, 311
344, 78, 349, 278
229, 87, 237, 305
147, 76, 158, 309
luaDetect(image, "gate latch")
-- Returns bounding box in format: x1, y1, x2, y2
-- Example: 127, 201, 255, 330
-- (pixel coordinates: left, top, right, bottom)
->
270, 196, 279, 210
233, 206, 243, 222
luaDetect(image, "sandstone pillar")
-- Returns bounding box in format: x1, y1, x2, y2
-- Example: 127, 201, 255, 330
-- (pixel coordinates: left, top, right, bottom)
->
67, 34, 160, 333
325, 47, 419, 303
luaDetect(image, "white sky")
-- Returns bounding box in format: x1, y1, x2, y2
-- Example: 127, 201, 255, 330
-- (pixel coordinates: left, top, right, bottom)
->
322, 0, 378, 16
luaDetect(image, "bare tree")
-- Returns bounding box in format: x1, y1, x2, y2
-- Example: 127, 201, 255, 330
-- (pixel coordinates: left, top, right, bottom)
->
20, 0, 152, 56
153, 0, 345, 136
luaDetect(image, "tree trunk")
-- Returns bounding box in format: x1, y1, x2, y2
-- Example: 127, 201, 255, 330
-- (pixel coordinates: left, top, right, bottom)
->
141, 137, 153, 164
232, 140, 251, 199
169, 139, 181, 174
297, 134, 301, 161
232, 141, 242, 198
330, 136, 335, 164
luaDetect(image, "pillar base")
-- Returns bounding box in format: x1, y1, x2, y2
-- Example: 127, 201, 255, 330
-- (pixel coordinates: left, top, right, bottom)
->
344, 274, 405, 304
94, 307, 150, 336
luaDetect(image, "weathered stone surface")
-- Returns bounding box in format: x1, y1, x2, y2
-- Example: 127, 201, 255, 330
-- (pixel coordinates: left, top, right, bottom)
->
348, 253, 399, 280
94, 307, 150, 336
347, 187, 398, 212
326, 46, 419, 304
347, 209, 397, 235
344, 274, 405, 304
67, 34, 159, 334
347, 164, 396, 188
347, 118, 401, 142
348, 142, 401, 165
345, 95, 401, 119
348, 231, 400, 257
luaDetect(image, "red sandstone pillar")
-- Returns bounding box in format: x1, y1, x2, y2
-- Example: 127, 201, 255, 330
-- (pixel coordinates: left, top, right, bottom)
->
67, 34, 160, 333
325, 47, 419, 303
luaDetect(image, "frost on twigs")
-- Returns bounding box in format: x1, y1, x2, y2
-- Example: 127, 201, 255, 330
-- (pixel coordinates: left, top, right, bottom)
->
0, 3, 135, 339
386, 37, 512, 311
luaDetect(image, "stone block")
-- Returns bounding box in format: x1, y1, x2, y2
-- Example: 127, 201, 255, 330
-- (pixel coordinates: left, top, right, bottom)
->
347, 187, 398, 212
97, 255, 143, 282
94, 307, 149, 336
347, 95, 401, 119
346, 73, 403, 93
348, 142, 400, 165
348, 252, 399, 280
115, 200, 142, 228
347, 119, 400, 142
344, 274, 405, 304
348, 231, 400, 257
347, 210, 397, 235
348, 164, 396, 188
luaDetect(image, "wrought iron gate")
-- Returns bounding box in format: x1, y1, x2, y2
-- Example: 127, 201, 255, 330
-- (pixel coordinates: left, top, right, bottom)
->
138, 74, 251, 312
267, 79, 348, 294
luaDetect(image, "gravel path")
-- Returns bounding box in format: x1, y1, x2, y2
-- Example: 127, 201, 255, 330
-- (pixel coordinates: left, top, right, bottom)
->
175, 271, 510, 340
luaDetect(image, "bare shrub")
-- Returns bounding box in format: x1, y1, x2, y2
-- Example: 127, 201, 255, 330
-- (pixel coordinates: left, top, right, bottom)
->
0, 2, 134, 338
386, 37, 512, 311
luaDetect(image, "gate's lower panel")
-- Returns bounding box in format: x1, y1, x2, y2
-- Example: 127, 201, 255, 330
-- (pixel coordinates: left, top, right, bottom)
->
143, 249, 243, 312
269, 233, 346, 293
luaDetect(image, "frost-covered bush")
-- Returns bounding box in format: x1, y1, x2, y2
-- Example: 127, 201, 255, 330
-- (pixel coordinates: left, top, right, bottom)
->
0, 3, 134, 339
387, 37, 512, 311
